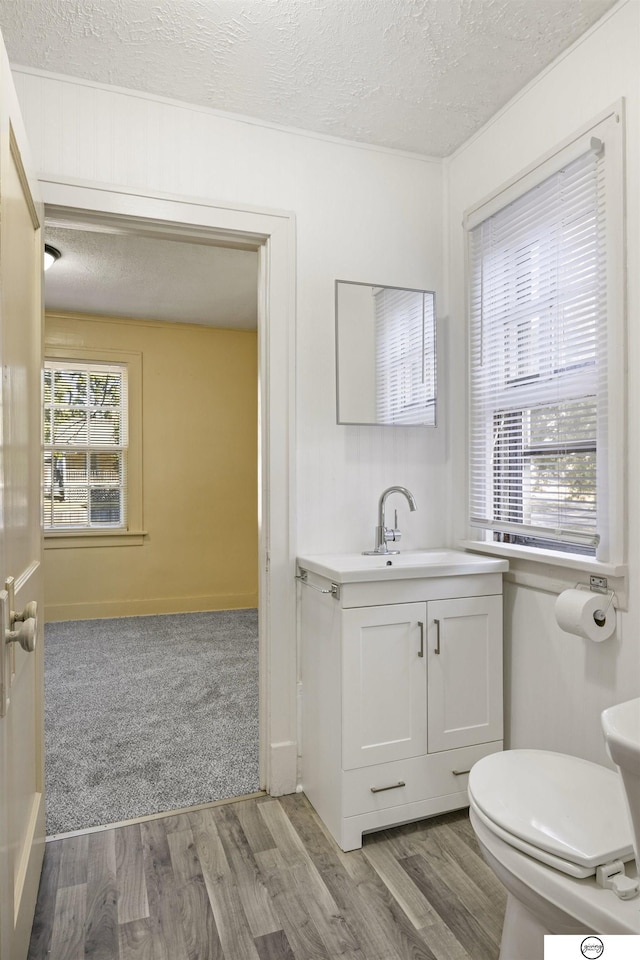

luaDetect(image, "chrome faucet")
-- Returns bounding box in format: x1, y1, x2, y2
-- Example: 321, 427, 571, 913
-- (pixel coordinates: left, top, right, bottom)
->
363, 485, 417, 555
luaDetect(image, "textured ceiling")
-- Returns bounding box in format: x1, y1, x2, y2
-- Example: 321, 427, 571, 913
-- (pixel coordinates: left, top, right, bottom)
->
9, 0, 618, 322
44, 226, 258, 328
0, 0, 618, 157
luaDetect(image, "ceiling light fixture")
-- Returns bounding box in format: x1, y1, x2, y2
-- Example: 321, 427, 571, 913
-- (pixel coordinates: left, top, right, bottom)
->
44, 244, 61, 270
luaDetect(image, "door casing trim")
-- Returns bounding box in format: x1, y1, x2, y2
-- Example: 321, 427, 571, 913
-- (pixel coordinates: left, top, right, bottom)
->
40, 177, 298, 796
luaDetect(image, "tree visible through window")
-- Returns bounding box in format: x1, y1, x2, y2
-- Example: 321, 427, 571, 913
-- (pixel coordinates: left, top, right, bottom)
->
43, 360, 128, 530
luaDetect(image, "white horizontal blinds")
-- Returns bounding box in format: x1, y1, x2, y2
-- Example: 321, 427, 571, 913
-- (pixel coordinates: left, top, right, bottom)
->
375, 288, 436, 425
43, 360, 128, 530
469, 145, 606, 549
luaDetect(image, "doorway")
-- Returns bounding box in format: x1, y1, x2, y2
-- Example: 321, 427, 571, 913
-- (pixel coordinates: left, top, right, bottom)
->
43, 218, 262, 833
38, 181, 298, 825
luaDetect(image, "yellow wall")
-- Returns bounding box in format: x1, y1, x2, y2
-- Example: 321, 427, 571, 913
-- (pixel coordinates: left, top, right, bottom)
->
44, 313, 258, 621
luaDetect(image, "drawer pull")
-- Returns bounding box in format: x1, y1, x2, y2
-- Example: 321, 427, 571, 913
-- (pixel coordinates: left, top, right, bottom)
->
452, 768, 471, 776
370, 780, 406, 794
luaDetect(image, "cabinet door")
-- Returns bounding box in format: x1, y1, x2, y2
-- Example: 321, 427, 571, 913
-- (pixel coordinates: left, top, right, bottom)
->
342, 603, 427, 770
427, 595, 503, 753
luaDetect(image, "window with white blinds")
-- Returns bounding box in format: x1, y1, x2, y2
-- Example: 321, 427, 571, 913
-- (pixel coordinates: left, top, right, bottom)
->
467, 116, 623, 559
375, 287, 437, 425
43, 360, 128, 530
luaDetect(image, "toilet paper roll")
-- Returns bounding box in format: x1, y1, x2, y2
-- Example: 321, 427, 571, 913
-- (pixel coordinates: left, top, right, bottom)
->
554, 589, 616, 642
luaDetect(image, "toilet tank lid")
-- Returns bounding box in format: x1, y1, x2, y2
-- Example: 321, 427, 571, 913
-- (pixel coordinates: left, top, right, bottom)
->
468, 749, 635, 870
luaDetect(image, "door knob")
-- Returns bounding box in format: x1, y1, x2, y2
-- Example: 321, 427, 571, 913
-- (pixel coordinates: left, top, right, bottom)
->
6, 617, 36, 653
13, 600, 38, 624
3, 579, 38, 653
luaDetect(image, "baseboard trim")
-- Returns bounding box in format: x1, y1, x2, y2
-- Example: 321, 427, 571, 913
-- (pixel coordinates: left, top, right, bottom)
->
268, 741, 298, 796
45, 594, 259, 622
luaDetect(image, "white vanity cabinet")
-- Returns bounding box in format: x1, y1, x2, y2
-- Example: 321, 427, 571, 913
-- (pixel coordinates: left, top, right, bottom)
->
342, 603, 427, 770
426, 595, 503, 753
298, 552, 507, 851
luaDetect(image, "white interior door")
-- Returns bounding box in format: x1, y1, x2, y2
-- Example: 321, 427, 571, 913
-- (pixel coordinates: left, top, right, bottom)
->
0, 33, 45, 960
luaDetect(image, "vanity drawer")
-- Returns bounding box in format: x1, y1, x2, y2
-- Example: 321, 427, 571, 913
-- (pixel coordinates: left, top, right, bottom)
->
341, 741, 502, 818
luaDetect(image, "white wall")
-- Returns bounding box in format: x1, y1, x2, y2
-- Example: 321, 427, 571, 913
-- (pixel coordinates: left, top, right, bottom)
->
446, 0, 640, 767
13, 69, 446, 556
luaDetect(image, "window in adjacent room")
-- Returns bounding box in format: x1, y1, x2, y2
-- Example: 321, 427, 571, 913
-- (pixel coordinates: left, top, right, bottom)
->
44, 359, 128, 530
466, 110, 624, 563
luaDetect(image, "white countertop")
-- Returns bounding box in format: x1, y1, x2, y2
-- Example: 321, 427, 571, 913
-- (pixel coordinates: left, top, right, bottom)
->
297, 549, 508, 584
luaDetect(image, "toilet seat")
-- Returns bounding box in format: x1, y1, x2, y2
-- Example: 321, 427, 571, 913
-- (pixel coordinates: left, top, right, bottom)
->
470, 805, 640, 939
468, 749, 635, 879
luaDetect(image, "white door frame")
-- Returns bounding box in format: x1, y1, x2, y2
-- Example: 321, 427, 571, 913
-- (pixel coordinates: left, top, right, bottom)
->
40, 177, 298, 797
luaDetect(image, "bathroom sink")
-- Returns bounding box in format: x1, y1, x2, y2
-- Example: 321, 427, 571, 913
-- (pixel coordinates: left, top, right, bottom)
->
297, 549, 508, 583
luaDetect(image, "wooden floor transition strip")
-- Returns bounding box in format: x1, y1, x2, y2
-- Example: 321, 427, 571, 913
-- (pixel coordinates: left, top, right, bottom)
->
46, 791, 267, 841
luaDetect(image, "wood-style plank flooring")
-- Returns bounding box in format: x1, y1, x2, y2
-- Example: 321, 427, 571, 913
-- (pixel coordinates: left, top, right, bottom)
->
28, 794, 506, 960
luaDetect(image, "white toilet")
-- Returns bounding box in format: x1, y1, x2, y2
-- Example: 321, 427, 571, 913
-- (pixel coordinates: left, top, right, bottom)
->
602, 698, 640, 866
468, 698, 640, 960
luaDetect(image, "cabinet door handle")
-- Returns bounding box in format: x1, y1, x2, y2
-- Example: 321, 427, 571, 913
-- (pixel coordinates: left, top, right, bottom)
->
434, 618, 441, 654
418, 621, 424, 657
370, 781, 406, 794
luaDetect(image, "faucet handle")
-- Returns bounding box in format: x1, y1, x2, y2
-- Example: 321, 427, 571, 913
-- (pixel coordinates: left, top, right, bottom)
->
383, 511, 402, 544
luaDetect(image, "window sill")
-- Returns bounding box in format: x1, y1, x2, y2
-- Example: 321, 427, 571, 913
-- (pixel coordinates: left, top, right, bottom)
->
458, 539, 627, 609
44, 530, 147, 549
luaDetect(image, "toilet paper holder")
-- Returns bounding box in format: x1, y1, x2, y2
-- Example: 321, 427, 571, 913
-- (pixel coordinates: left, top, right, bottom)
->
575, 579, 616, 626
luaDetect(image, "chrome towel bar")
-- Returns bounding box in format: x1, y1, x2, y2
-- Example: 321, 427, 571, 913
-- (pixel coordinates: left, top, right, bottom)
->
296, 570, 341, 600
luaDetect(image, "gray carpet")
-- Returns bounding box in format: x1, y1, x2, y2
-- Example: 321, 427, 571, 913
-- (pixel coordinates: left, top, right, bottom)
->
44, 610, 259, 836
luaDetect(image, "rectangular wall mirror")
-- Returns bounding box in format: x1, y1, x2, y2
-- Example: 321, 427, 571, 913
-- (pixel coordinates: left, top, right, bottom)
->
336, 280, 437, 426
